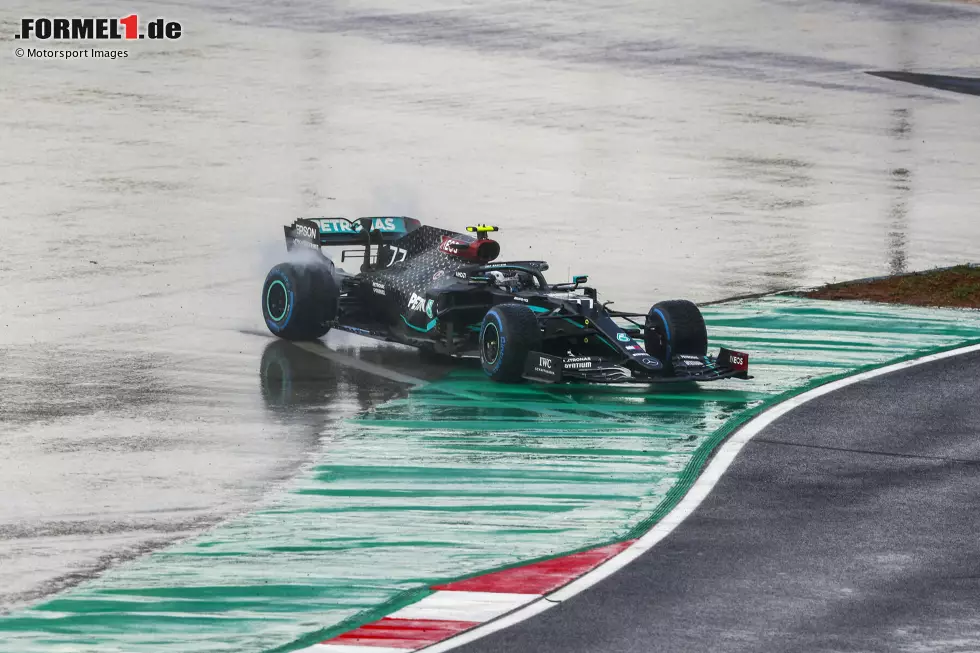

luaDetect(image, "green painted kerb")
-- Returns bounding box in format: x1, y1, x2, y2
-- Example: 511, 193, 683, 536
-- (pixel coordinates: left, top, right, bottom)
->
0, 297, 978, 653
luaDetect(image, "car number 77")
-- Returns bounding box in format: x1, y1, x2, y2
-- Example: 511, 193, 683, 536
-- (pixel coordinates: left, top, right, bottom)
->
386, 247, 408, 266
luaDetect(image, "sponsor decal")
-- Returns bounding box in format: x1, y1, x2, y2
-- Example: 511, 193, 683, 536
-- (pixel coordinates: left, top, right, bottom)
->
316, 219, 358, 234
372, 281, 386, 296
432, 269, 446, 281
639, 357, 660, 367
425, 299, 435, 319
455, 270, 469, 279
407, 292, 426, 312
528, 353, 561, 379
288, 237, 319, 251
616, 333, 631, 342
293, 224, 319, 239
513, 296, 529, 303
564, 356, 597, 370
719, 348, 749, 370
625, 344, 640, 351
314, 217, 400, 234
439, 237, 470, 254
631, 351, 649, 357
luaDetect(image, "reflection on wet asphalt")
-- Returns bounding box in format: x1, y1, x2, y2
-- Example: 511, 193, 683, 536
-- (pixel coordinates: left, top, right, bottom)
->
0, 333, 407, 610
2, 0, 980, 626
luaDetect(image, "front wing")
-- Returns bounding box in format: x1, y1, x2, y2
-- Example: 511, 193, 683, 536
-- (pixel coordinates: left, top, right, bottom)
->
523, 348, 750, 384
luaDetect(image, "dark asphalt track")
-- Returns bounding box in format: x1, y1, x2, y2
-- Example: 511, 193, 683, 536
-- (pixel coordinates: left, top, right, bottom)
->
457, 349, 980, 653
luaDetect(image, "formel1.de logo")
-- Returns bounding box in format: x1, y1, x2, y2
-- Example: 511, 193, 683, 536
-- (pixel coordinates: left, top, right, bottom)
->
16, 16, 182, 40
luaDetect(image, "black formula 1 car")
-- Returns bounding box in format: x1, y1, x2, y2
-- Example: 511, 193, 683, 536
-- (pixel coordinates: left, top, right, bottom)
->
261, 217, 750, 384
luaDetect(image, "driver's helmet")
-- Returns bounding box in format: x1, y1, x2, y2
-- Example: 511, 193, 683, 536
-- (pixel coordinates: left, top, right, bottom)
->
486, 271, 508, 287
514, 271, 534, 290
486, 270, 526, 293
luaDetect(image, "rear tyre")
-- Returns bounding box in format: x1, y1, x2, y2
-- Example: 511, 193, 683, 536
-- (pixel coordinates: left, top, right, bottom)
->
479, 303, 542, 382
262, 262, 339, 340
644, 299, 708, 362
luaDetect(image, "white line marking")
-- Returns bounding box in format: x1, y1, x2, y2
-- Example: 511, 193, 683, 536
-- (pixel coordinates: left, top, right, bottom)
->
309, 644, 415, 653
390, 591, 540, 622
293, 342, 427, 387
420, 342, 980, 652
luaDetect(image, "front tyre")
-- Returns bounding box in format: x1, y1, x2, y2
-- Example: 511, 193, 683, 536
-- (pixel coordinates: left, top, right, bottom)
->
644, 299, 708, 362
262, 262, 339, 340
479, 303, 542, 382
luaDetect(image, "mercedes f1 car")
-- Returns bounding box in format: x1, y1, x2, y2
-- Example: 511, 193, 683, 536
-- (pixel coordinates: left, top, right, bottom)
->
261, 217, 750, 384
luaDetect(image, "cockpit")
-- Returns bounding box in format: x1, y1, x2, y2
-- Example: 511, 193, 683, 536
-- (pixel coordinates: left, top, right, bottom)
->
485, 269, 541, 293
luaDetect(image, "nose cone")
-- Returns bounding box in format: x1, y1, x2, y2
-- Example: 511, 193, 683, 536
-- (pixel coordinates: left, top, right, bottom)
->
635, 355, 663, 370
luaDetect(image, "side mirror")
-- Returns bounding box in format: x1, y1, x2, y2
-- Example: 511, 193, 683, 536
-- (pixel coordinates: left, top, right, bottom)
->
572, 274, 589, 284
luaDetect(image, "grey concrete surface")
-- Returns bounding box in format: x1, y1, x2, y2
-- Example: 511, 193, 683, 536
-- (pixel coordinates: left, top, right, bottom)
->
3, 0, 980, 614
456, 349, 980, 653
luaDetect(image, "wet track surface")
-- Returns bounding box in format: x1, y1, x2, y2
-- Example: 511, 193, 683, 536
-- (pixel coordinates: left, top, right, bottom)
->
457, 350, 980, 653
1, 298, 978, 652
0, 332, 413, 609
2, 0, 980, 648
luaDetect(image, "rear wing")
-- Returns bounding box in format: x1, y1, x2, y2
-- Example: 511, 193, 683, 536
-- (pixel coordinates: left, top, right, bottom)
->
284, 217, 421, 251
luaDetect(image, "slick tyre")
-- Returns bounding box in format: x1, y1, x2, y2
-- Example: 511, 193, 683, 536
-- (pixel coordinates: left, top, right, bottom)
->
480, 303, 542, 383
262, 262, 339, 340
644, 299, 708, 362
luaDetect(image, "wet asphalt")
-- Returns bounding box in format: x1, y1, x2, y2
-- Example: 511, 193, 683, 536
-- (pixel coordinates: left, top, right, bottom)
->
456, 349, 980, 653
0, 333, 417, 610
3, 0, 980, 616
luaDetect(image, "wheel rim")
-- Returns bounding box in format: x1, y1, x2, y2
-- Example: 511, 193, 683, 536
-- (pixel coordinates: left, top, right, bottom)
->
266, 280, 289, 321
482, 322, 500, 364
